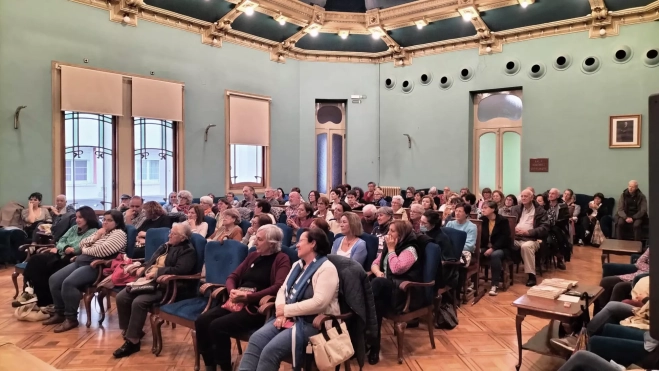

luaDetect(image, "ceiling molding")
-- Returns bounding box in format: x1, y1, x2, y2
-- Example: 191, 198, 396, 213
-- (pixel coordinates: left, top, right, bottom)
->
69, 0, 659, 65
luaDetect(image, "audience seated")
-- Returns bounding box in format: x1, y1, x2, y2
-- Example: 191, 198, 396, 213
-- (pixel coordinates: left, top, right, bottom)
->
239, 186, 257, 211
545, 188, 570, 269
45, 210, 127, 333
307, 190, 319, 210
287, 202, 313, 238
372, 207, 394, 255
499, 194, 517, 217
183, 204, 208, 237
615, 180, 648, 241
409, 204, 424, 233
491, 190, 505, 212
22, 192, 53, 243
116, 194, 131, 213
285, 191, 301, 220
421, 195, 437, 211
363, 182, 376, 203
172, 190, 193, 214
512, 189, 549, 287
163, 192, 178, 213
226, 191, 240, 208
346, 190, 365, 211
134, 201, 174, 259
390, 195, 408, 221
313, 196, 333, 222
462, 193, 479, 216
445, 204, 477, 266
412, 191, 424, 205
332, 212, 366, 266
595, 247, 649, 314
239, 228, 339, 370
440, 187, 451, 205
369, 220, 422, 365
477, 187, 492, 210
199, 196, 216, 218
209, 208, 243, 242
373, 188, 388, 207
480, 201, 513, 296
44, 194, 76, 240
353, 187, 365, 204
403, 187, 415, 208
242, 214, 273, 248
582, 192, 607, 246
253, 200, 276, 224
263, 187, 280, 207
427, 187, 441, 208
113, 222, 197, 358
361, 204, 377, 234
275, 188, 286, 205
16, 206, 98, 308
329, 202, 350, 235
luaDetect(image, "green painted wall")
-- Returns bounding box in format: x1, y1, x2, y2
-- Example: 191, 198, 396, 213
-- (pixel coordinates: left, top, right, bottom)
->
0, 0, 301, 203
379, 22, 658, 200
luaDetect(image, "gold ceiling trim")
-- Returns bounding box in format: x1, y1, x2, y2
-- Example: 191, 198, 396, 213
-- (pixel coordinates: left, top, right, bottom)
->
70, 0, 659, 66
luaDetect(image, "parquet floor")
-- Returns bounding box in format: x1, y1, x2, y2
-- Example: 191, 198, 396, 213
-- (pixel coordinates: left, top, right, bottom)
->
0, 246, 619, 371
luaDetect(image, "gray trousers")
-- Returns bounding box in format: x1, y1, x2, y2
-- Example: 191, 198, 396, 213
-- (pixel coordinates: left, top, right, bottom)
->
513, 239, 540, 275
49, 261, 98, 318
115, 287, 163, 340
558, 350, 621, 371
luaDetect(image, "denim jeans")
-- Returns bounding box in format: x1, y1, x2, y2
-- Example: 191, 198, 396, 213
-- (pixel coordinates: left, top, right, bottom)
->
589, 324, 647, 366
48, 261, 98, 318
557, 350, 622, 371
238, 318, 318, 371
489, 249, 505, 287
587, 301, 634, 336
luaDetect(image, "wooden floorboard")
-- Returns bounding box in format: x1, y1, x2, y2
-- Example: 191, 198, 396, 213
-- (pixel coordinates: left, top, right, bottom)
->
0, 245, 616, 370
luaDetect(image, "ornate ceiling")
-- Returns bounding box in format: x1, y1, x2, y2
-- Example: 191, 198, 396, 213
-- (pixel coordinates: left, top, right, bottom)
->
73, 0, 659, 65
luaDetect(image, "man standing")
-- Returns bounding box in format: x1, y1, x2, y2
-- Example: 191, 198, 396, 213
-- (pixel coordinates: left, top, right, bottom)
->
615, 180, 647, 240
124, 196, 145, 228
240, 186, 257, 211
512, 189, 549, 286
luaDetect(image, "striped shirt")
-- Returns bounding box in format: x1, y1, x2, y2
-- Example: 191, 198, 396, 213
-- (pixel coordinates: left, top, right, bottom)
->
79, 229, 127, 258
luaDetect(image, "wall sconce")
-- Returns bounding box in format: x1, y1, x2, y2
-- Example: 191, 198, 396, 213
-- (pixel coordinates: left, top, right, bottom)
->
403, 133, 411, 148
14, 106, 27, 129
204, 124, 217, 142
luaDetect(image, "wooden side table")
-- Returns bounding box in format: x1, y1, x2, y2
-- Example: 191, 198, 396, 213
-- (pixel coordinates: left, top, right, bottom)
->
600, 239, 642, 265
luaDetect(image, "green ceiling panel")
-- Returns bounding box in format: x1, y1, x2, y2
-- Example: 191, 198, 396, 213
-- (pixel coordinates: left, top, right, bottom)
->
295, 33, 389, 53
144, 0, 233, 23
388, 16, 476, 47
605, 0, 654, 12
480, 0, 592, 32
230, 12, 301, 42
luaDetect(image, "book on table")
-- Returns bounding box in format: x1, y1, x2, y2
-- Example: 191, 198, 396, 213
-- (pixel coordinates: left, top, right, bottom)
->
527, 285, 566, 300
539, 278, 578, 290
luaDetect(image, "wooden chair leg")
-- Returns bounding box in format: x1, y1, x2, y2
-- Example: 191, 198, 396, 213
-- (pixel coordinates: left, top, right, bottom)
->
154, 316, 166, 356
473, 273, 479, 299
150, 314, 159, 354
192, 329, 200, 371
394, 321, 407, 364
426, 310, 436, 350
236, 339, 243, 355
461, 274, 469, 304
97, 291, 106, 325
11, 271, 20, 299
84, 292, 94, 328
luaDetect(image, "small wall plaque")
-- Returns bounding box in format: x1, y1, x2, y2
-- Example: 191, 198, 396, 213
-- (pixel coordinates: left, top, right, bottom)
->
529, 158, 549, 172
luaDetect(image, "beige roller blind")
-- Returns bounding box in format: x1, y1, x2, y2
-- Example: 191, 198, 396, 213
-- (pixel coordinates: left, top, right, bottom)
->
229, 94, 270, 146
61, 66, 123, 116
132, 77, 183, 121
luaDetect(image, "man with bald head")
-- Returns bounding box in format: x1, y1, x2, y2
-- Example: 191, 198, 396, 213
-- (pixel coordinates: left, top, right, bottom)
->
547, 188, 570, 270
42, 195, 76, 241
263, 187, 279, 207
512, 189, 549, 286
285, 191, 301, 220
615, 180, 647, 241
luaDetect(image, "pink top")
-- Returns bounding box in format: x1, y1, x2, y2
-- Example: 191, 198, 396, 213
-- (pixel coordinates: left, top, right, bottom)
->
618, 248, 650, 282
372, 247, 418, 275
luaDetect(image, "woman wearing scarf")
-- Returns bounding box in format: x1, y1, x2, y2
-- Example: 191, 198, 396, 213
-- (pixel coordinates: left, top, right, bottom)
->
368, 220, 423, 365
238, 228, 339, 371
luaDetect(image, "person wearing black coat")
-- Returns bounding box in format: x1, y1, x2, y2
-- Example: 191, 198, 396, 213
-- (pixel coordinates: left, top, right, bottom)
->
113, 222, 197, 359
479, 201, 512, 296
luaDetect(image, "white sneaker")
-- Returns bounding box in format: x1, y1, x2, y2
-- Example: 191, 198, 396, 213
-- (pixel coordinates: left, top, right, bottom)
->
489, 286, 498, 296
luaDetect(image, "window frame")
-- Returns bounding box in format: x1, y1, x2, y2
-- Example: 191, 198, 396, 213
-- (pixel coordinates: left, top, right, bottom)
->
133, 118, 179, 198
52, 61, 185, 211
224, 90, 271, 193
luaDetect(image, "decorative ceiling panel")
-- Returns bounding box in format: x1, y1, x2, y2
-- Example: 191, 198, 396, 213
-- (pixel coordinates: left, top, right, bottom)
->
388, 16, 477, 47
295, 32, 389, 52
480, 0, 592, 32
144, 0, 233, 22
231, 11, 302, 42
605, 0, 655, 12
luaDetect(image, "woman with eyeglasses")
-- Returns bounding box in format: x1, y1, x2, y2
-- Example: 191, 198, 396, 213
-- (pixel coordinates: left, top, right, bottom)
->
313, 196, 334, 222
172, 190, 193, 215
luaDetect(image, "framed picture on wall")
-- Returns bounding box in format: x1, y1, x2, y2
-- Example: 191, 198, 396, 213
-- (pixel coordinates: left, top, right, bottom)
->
609, 115, 642, 148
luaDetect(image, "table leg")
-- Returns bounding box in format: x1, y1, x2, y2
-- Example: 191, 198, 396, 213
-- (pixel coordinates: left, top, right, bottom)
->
516, 314, 525, 371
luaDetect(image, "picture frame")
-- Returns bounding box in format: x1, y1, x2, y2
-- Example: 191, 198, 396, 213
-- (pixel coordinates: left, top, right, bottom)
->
609, 115, 642, 148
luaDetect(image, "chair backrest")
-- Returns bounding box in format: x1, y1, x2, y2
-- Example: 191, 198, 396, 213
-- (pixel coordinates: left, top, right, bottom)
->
276, 223, 293, 247
189, 233, 207, 273
239, 220, 251, 236
125, 225, 138, 258
469, 219, 482, 260
204, 216, 216, 238
296, 227, 304, 242
145, 227, 171, 260
423, 242, 441, 301
360, 233, 380, 269
442, 227, 467, 258
281, 245, 300, 264
192, 197, 201, 204
204, 240, 248, 284
505, 215, 517, 242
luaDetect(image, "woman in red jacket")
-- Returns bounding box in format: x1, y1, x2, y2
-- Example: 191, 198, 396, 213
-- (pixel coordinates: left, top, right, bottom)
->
195, 224, 291, 371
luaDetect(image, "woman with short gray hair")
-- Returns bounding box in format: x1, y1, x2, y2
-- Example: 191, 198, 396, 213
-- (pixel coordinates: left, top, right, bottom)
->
195, 224, 291, 371
173, 190, 193, 215
199, 196, 216, 218
391, 195, 408, 221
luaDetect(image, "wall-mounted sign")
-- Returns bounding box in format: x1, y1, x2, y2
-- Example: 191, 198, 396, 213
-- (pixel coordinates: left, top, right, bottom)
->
529, 158, 549, 172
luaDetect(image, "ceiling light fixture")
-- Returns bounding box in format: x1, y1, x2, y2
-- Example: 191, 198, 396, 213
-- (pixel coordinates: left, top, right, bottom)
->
278, 18, 286, 25
486, 45, 492, 53
238, 0, 259, 16
244, 7, 254, 15
212, 37, 218, 44
599, 27, 606, 36
462, 11, 472, 21
338, 30, 349, 39
310, 29, 319, 37
414, 19, 428, 30
371, 31, 381, 39
123, 14, 130, 23
518, 0, 534, 8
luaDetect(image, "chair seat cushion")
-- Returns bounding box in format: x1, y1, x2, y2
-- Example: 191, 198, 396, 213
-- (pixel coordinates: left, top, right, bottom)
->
160, 297, 207, 321
15, 262, 27, 270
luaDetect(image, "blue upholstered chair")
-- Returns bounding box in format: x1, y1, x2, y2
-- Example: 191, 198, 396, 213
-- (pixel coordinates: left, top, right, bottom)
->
296, 227, 334, 246
334, 232, 378, 270
153, 240, 247, 370
203, 216, 216, 238
276, 223, 293, 247
239, 219, 251, 236
383, 242, 440, 364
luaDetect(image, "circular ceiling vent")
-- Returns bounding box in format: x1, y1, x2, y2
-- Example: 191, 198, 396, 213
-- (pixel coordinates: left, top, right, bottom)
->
528, 62, 546, 80
419, 72, 433, 86
612, 45, 633, 64
401, 79, 414, 93
644, 49, 659, 67
458, 67, 474, 82
384, 77, 396, 90
581, 56, 601, 74
503, 59, 521, 76
552, 54, 572, 71
438, 75, 453, 90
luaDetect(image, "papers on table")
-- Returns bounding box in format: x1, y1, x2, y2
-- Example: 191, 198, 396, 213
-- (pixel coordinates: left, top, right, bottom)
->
557, 294, 580, 303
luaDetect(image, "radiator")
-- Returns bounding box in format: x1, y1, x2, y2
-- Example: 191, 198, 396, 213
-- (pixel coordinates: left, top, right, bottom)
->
380, 186, 401, 198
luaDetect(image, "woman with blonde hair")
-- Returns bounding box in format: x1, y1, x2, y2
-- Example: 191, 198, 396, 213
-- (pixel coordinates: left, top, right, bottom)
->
331, 211, 367, 265
421, 195, 437, 211
492, 190, 505, 210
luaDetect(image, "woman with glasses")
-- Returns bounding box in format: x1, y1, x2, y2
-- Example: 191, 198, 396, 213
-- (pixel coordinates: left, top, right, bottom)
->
172, 190, 193, 215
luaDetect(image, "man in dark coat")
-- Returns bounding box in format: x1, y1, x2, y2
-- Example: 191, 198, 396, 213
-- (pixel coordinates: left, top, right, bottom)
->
615, 180, 648, 241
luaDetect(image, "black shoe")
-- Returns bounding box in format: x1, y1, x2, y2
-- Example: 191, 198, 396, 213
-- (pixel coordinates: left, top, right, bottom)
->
368, 348, 380, 365
113, 340, 141, 358
557, 261, 566, 270
526, 274, 537, 287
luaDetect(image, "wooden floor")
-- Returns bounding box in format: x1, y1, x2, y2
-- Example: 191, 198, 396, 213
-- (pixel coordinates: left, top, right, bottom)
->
0, 246, 619, 371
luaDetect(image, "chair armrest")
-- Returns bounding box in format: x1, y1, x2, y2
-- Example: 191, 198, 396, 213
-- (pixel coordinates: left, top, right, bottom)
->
210, 287, 228, 300
199, 283, 225, 296
259, 295, 276, 306
157, 274, 202, 284
259, 302, 276, 319
312, 313, 353, 330
602, 263, 637, 277
399, 280, 435, 291
90, 260, 107, 286
18, 244, 55, 261
90, 259, 113, 269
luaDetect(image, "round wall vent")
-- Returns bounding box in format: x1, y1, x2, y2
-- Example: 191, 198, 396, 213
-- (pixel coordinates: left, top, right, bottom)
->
458, 67, 474, 82
384, 77, 396, 90
612, 45, 633, 64
503, 59, 521, 76
644, 49, 659, 67
552, 54, 572, 71
528, 62, 546, 80
438, 75, 453, 90
419, 72, 433, 86
581, 56, 601, 74
401, 79, 414, 93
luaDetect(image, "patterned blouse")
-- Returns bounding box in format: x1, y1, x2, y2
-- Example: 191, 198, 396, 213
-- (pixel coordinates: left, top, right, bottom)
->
619, 248, 650, 282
